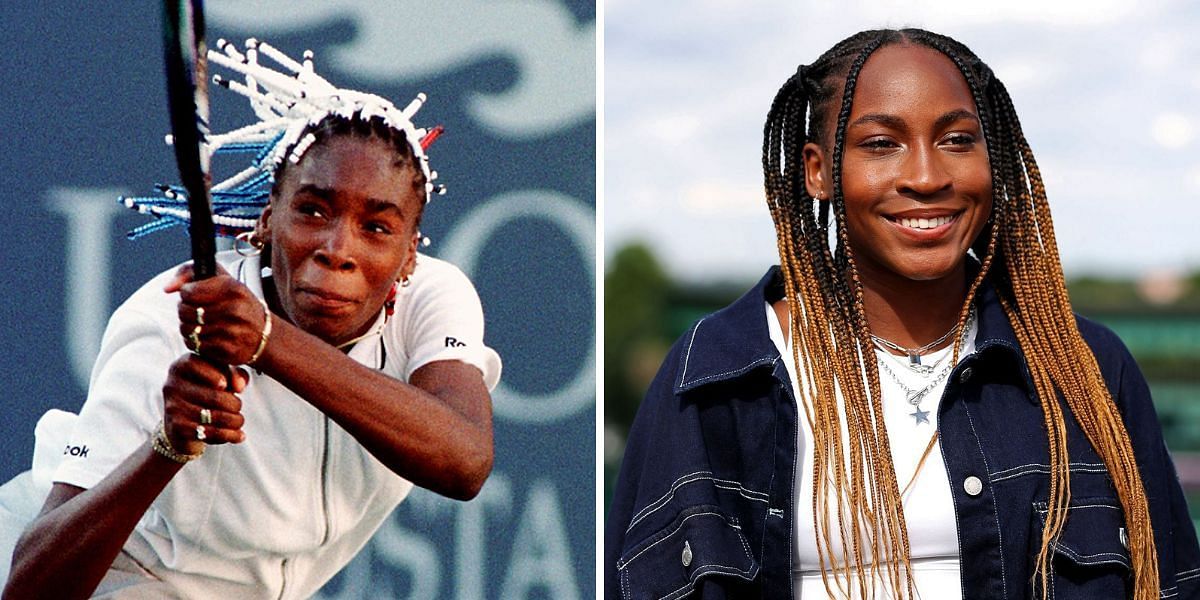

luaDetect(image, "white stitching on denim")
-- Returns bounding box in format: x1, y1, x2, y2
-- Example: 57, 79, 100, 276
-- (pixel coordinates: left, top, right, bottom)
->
678, 318, 706, 388
780, 367, 798, 599
1049, 542, 1130, 566
626, 471, 769, 533
659, 565, 758, 600
988, 462, 1108, 483
1033, 501, 1122, 514
656, 517, 756, 600
627, 472, 709, 529
962, 401, 1009, 598
621, 562, 630, 600
990, 462, 1106, 478
617, 511, 743, 569
1049, 562, 1057, 600
1177, 566, 1200, 579
1031, 501, 1132, 571
680, 357, 778, 388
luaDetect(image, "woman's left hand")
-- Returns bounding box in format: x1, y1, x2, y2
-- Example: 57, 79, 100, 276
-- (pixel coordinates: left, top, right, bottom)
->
165, 263, 271, 366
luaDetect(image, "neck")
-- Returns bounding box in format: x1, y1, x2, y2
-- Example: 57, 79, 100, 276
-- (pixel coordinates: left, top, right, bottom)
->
855, 262, 971, 351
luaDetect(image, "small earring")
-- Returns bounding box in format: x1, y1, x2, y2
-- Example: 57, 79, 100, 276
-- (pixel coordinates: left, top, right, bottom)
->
385, 281, 398, 318
400, 275, 412, 288
235, 231, 264, 257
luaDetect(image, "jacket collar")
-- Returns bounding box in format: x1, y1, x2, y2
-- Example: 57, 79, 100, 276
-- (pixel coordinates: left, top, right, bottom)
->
673, 265, 1035, 397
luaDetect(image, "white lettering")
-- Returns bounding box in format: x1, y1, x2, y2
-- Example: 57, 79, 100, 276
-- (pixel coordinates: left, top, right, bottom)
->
499, 480, 580, 600
441, 191, 595, 424
368, 515, 442, 599
455, 476, 511, 600
46, 188, 124, 391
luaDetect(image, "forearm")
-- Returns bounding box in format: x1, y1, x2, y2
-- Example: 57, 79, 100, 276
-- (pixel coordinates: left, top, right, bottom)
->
5, 445, 183, 599
257, 319, 493, 499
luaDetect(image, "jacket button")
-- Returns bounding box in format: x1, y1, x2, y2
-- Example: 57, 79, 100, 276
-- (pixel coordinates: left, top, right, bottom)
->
682, 540, 693, 567
963, 476, 983, 496
958, 367, 974, 384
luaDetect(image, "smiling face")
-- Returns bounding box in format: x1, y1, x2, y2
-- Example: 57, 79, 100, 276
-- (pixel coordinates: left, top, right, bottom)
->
803, 43, 993, 288
262, 134, 422, 345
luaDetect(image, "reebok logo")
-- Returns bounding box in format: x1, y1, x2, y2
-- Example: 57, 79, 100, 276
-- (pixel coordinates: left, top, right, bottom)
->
63, 444, 89, 458
445, 337, 467, 348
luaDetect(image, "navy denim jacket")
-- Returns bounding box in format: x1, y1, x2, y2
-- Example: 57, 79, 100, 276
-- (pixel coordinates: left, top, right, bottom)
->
606, 267, 1200, 599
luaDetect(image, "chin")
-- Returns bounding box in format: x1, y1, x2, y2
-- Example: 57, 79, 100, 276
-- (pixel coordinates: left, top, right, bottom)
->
892, 253, 969, 283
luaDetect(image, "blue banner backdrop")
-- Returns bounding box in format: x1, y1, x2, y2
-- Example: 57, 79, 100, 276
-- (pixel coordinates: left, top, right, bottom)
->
0, 1, 595, 598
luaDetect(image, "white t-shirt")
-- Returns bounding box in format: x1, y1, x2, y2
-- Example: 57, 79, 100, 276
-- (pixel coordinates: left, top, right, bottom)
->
766, 302, 975, 599
52, 251, 501, 599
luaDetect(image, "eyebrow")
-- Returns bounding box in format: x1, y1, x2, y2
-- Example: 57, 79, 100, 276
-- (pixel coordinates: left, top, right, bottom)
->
848, 109, 980, 132
294, 183, 332, 199
294, 184, 406, 216
364, 198, 405, 217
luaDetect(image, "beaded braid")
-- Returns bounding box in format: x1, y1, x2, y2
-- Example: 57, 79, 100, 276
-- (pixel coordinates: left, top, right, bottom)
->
764, 28, 1159, 600
122, 38, 446, 242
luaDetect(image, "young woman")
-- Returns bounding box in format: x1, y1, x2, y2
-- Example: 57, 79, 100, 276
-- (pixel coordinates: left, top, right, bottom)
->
3, 41, 500, 599
606, 28, 1200, 599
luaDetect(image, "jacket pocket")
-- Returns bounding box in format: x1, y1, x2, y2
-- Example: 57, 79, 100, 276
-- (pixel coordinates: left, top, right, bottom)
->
1032, 497, 1131, 598
616, 505, 760, 600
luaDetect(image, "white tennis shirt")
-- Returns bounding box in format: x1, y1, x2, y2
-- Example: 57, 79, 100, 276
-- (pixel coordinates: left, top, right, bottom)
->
52, 251, 501, 599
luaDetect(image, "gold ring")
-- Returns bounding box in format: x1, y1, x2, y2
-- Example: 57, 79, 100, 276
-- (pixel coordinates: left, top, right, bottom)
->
189, 324, 202, 354
196, 425, 206, 441
199, 408, 212, 425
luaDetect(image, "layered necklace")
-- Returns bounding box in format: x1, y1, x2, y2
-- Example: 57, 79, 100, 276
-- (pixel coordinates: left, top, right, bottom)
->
872, 306, 975, 426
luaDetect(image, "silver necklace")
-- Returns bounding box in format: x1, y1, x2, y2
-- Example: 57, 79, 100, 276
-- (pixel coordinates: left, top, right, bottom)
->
870, 318, 960, 367
874, 307, 975, 426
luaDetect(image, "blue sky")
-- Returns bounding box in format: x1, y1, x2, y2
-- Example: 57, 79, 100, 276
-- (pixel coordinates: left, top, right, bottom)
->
604, 0, 1200, 282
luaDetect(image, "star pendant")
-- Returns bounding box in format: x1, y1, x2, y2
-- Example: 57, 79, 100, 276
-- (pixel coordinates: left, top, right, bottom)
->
909, 407, 930, 425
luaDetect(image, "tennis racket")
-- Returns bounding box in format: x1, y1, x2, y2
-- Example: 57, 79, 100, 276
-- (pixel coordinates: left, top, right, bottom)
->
162, 0, 216, 279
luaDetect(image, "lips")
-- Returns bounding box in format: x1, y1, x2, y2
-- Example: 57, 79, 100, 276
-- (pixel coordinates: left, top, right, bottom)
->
296, 286, 358, 311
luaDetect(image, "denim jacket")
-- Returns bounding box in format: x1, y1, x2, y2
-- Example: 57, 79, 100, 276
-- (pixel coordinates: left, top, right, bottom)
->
606, 267, 1200, 599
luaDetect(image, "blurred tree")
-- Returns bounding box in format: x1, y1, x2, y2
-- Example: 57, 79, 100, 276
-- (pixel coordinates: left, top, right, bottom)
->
604, 243, 671, 435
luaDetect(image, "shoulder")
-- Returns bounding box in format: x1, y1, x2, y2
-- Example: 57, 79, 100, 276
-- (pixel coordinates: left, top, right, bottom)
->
1072, 313, 1139, 383
412, 253, 473, 287
665, 269, 782, 395
400, 253, 479, 304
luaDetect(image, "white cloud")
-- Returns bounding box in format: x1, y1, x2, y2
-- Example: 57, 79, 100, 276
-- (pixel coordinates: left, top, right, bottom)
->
681, 180, 762, 217
646, 113, 702, 146
991, 58, 1055, 92
1151, 113, 1196, 149
846, 0, 1150, 28
1188, 165, 1200, 194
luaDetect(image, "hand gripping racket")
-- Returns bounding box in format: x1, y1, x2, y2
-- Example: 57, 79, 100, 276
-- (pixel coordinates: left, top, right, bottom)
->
163, 0, 216, 279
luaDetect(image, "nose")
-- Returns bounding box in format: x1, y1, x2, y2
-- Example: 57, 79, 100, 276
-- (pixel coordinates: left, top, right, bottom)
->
314, 220, 357, 272
896, 143, 952, 197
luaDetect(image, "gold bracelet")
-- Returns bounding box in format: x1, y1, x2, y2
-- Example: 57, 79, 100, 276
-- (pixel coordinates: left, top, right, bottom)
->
152, 422, 204, 464
247, 297, 272, 365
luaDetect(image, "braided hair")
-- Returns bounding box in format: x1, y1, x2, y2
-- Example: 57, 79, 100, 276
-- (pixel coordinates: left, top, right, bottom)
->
763, 28, 1158, 599
122, 39, 444, 242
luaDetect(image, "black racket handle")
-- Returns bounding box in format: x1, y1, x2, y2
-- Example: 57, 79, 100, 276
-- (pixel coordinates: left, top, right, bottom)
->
163, 0, 216, 280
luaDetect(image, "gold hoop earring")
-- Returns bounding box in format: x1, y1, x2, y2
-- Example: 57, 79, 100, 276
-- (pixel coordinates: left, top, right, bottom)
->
235, 231, 264, 257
